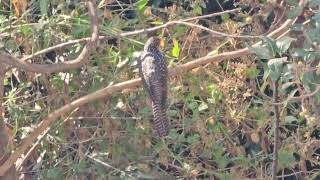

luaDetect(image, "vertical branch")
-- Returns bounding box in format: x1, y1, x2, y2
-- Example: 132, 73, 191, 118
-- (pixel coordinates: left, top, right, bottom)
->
272, 79, 280, 180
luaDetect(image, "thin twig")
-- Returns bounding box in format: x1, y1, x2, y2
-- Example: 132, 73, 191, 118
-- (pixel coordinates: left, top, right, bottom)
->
272, 79, 280, 180
87, 155, 137, 179
170, 21, 261, 38
21, 36, 111, 61
21, 8, 241, 61
183, 8, 240, 21
271, 85, 320, 105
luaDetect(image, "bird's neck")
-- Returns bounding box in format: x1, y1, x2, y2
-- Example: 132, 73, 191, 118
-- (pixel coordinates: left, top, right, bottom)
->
144, 46, 159, 53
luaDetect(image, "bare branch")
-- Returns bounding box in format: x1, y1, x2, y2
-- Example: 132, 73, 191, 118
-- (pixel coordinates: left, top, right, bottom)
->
168, 21, 261, 38
21, 36, 111, 62
21, 8, 241, 61
183, 8, 240, 22
272, 79, 280, 180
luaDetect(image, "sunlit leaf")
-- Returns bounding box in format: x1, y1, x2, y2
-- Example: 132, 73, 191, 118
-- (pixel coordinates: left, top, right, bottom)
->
284, 116, 298, 124
136, 0, 148, 11
276, 36, 296, 55
198, 102, 208, 111
263, 36, 278, 57
172, 39, 180, 58
193, 4, 202, 15
19, 25, 33, 36
268, 57, 287, 81
249, 46, 272, 59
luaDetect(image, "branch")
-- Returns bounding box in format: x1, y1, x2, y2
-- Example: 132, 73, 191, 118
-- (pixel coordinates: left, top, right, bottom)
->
21, 8, 241, 61
272, 79, 280, 180
21, 36, 111, 62
0, 49, 285, 176
168, 21, 261, 38
183, 8, 240, 21
0, 0, 99, 74
0, 0, 306, 176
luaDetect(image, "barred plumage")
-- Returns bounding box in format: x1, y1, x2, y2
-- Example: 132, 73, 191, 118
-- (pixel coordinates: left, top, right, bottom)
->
138, 37, 169, 137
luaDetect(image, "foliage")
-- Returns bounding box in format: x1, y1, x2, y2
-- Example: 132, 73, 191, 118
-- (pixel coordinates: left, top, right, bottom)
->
0, 0, 320, 179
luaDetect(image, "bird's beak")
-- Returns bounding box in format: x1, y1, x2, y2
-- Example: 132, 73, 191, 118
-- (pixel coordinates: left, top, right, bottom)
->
159, 38, 165, 48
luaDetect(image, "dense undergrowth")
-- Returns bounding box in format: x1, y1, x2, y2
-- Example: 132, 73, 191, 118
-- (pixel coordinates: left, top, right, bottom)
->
0, 0, 320, 179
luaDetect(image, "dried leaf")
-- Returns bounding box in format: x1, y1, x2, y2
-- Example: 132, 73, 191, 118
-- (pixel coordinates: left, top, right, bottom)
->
12, 0, 28, 17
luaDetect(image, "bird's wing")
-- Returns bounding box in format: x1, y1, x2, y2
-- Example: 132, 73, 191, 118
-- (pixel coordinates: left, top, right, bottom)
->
139, 53, 166, 104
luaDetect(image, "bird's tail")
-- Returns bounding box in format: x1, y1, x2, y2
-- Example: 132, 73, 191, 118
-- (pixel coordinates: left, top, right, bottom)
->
152, 102, 169, 137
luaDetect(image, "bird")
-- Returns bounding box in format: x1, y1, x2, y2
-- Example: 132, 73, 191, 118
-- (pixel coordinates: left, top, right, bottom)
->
138, 37, 170, 137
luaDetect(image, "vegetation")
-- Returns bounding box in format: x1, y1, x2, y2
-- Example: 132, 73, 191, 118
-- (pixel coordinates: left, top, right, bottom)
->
0, 0, 319, 179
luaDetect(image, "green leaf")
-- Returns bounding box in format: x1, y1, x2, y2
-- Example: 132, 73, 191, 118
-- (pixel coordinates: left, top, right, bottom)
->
214, 172, 233, 180
198, 102, 208, 111
222, 14, 230, 22
174, 25, 188, 37
288, 6, 303, 19
186, 134, 200, 144
136, 0, 148, 11
167, 109, 178, 117
267, 57, 287, 81
301, 71, 315, 87
244, 67, 260, 79
249, 46, 272, 59
212, 145, 230, 169
172, 40, 180, 58
207, 84, 224, 104
312, 13, 320, 24
309, 0, 320, 7
287, 0, 298, 5
46, 168, 63, 179
0, 15, 6, 25
263, 36, 278, 57
284, 116, 298, 124
278, 149, 295, 169
281, 82, 295, 93
20, 25, 33, 36
193, 4, 202, 15
305, 28, 320, 44
188, 101, 198, 110
39, 0, 49, 16
276, 36, 296, 55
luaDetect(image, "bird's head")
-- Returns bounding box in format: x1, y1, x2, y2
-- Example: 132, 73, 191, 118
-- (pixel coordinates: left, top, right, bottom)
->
144, 37, 164, 52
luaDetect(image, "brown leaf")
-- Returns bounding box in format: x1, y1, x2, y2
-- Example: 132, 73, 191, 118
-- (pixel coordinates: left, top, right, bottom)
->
104, 9, 113, 18
12, 0, 28, 17
250, 132, 260, 144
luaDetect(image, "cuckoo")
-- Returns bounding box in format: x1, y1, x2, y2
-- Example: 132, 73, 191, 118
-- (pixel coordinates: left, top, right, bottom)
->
138, 37, 169, 137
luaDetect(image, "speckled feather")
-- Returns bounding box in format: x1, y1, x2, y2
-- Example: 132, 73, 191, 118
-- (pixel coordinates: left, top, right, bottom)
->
139, 37, 169, 137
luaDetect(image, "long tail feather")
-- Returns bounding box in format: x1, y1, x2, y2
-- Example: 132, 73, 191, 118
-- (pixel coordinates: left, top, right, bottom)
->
152, 102, 169, 137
